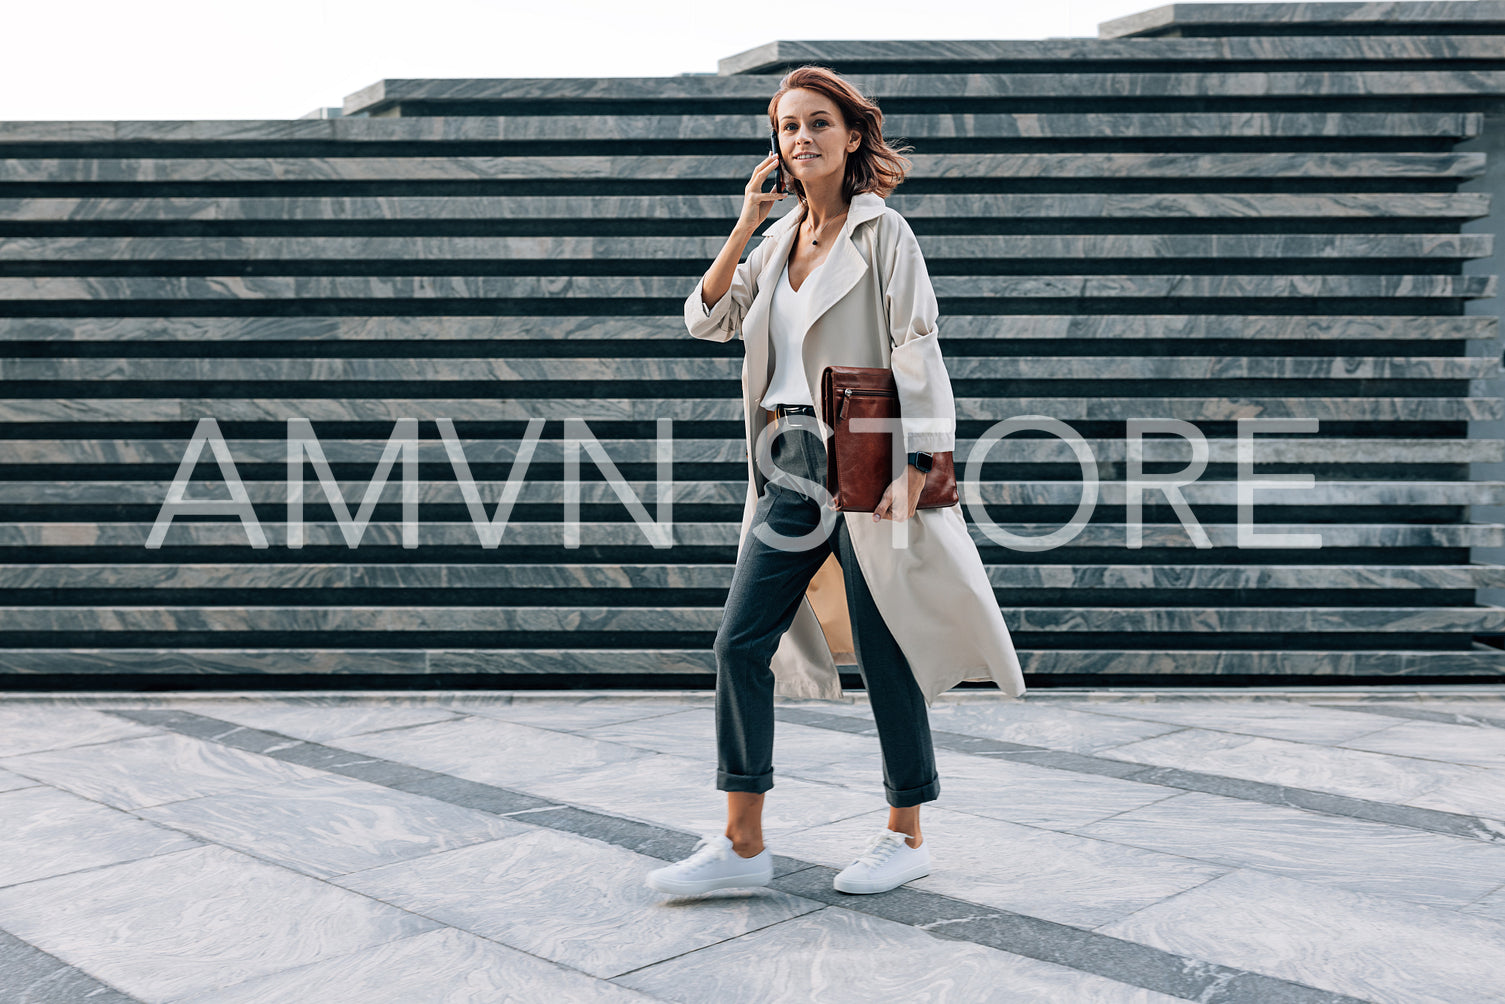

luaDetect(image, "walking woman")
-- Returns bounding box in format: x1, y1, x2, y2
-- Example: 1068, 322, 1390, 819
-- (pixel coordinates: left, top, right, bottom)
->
647, 67, 1026, 898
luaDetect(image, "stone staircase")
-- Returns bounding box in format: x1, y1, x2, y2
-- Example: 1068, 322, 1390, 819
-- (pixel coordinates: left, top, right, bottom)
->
1, 0, 1504, 690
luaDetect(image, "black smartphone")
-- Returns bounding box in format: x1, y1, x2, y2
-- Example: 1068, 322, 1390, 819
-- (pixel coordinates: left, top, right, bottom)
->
768, 128, 785, 194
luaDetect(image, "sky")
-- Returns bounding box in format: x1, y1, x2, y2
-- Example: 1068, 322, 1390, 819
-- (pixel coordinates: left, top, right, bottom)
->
0, 0, 1156, 121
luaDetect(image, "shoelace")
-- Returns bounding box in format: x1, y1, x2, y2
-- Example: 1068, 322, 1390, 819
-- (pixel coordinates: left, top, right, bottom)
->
849, 830, 910, 870
681, 833, 735, 873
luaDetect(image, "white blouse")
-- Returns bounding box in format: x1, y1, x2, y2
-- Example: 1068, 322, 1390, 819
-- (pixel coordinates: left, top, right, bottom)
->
758, 256, 824, 410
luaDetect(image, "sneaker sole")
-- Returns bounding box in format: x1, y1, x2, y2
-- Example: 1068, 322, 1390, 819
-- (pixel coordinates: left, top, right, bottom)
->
832, 860, 930, 894
646, 868, 772, 896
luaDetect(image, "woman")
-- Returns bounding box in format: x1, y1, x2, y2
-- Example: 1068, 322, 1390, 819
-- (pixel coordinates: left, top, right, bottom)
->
646, 67, 1026, 899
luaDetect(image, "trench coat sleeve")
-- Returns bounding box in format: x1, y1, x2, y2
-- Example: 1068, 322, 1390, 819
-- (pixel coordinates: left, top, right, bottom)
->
683, 230, 775, 343
884, 213, 958, 454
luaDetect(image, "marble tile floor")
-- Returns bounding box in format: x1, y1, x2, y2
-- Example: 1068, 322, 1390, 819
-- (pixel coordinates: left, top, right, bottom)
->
2, 685, 1505, 1003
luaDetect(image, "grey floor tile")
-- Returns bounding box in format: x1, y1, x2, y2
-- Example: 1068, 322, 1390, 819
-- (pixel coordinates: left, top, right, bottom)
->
134, 773, 523, 878
0, 706, 159, 757
0, 786, 201, 889
1402, 768, 1505, 821
1327, 700, 1505, 722
1071, 789, 1505, 908
785, 805, 1229, 929
2, 732, 328, 810
1095, 867, 1505, 1003
616, 904, 1187, 1004
1095, 728, 1470, 805
177, 926, 658, 1003
447, 697, 713, 732
1461, 884, 1505, 924
0, 767, 39, 792
7, 691, 1500, 1004
580, 707, 879, 776
922, 701, 1183, 754
174, 701, 467, 742
333, 825, 823, 980
565, 707, 725, 757
1056, 700, 1410, 745
1336, 719, 1505, 768
323, 715, 657, 790
501, 750, 887, 843
802, 747, 1183, 830
0, 843, 441, 1003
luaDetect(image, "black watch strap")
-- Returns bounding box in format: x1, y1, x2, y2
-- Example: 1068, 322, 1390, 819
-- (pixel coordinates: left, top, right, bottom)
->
907, 451, 933, 473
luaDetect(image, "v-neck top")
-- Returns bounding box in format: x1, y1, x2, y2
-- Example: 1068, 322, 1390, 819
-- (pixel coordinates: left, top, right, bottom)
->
758, 256, 825, 410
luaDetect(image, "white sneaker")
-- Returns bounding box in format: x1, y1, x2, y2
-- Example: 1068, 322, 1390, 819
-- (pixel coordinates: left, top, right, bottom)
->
833, 828, 930, 894
645, 832, 773, 896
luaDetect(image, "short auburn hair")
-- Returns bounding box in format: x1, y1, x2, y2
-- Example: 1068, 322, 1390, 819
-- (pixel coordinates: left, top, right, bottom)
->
767, 65, 914, 201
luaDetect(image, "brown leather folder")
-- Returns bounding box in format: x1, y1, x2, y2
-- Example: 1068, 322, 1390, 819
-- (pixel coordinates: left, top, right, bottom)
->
819, 364, 958, 512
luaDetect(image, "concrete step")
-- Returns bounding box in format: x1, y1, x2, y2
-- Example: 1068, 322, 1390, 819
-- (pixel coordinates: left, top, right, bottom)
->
723, 35, 1505, 74
1, 562, 1501, 590
3, 437, 1496, 465
0, 10, 1498, 686
0, 273, 1492, 304
1, 479, 1501, 506
0, 314, 1491, 343
0, 604, 1500, 633
1, 521, 1500, 548
0, 112, 1488, 145
0, 151, 1487, 185
0, 397, 1493, 423
338, 70, 1505, 118
0, 233, 1491, 264
1099, 1, 1505, 39
1, 354, 1496, 382
0, 192, 1489, 225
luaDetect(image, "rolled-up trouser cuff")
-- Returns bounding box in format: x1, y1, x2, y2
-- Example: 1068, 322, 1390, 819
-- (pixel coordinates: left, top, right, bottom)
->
718, 768, 773, 794
886, 776, 940, 808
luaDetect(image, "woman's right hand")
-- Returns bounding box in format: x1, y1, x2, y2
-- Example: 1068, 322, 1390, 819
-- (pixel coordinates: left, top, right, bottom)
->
736, 152, 790, 233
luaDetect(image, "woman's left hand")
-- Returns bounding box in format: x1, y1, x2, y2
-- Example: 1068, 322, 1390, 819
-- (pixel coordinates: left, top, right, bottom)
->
872, 465, 928, 522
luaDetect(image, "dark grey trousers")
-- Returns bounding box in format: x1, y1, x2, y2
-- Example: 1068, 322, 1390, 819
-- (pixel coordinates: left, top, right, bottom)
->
713, 411, 941, 808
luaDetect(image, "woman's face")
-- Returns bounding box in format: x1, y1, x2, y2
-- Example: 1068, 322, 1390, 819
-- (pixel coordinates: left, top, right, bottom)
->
775, 88, 859, 193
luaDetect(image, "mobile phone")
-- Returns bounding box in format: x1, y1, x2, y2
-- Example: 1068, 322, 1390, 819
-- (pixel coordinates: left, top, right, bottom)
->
768, 129, 785, 194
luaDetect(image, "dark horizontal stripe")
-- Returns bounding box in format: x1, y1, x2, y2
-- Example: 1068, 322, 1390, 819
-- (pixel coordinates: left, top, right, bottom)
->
0, 928, 136, 1003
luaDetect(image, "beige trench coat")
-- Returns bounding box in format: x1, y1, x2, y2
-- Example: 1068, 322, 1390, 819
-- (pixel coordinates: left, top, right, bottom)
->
683, 191, 1026, 707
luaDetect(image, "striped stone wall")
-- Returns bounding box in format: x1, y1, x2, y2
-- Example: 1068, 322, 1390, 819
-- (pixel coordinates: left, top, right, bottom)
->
2, 1, 1504, 690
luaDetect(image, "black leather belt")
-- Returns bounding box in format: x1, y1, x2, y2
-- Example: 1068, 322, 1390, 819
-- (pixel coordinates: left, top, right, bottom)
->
774, 403, 816, 419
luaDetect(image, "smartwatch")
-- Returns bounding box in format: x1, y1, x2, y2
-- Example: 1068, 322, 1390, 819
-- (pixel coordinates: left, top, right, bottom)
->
906, 451, 933, 473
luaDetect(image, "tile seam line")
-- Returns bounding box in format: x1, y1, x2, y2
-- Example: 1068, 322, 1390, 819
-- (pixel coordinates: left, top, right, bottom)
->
89, 706, 1375, 1004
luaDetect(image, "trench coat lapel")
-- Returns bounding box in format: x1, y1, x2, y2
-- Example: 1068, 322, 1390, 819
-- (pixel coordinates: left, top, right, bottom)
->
745, 192, 888, 431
